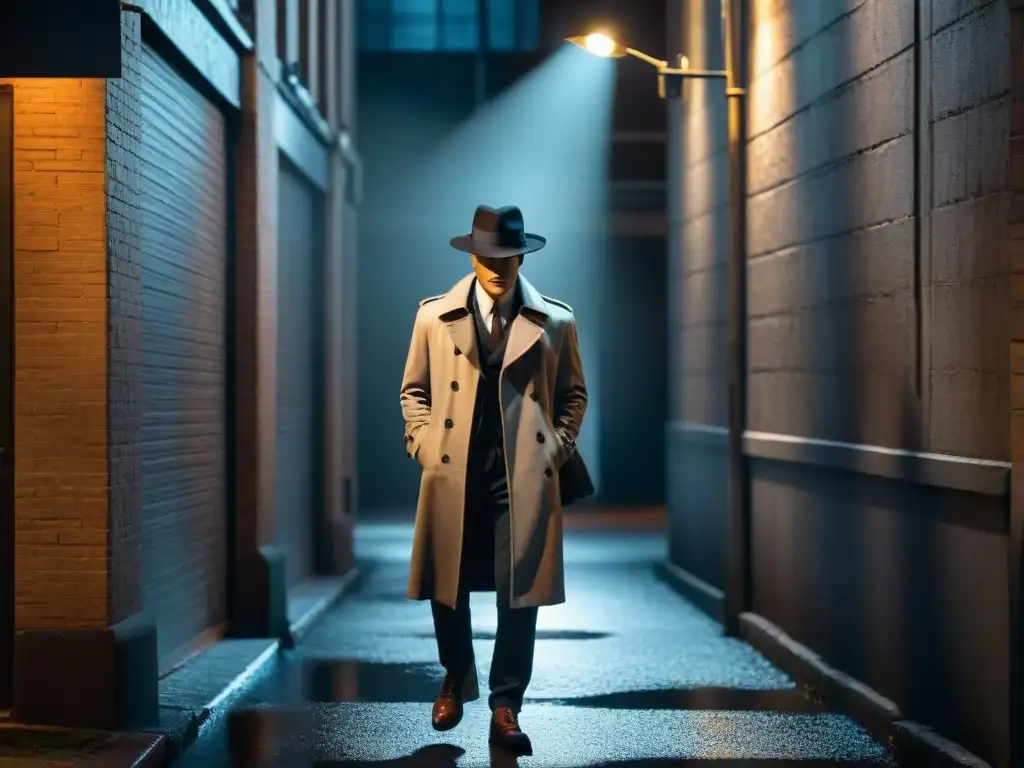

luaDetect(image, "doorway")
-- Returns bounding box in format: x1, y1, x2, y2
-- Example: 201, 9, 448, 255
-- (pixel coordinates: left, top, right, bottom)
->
0, 84, 14, 709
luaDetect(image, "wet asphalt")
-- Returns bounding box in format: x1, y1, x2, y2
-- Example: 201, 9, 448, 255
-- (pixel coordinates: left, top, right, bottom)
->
174, 521, 890, 767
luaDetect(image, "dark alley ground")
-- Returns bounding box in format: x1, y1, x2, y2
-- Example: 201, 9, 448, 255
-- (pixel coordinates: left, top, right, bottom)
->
171, 515, 890, 767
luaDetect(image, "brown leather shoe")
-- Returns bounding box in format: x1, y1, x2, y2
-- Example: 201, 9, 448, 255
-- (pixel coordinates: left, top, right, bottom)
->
489, 707, 533, 755
432, 673, 469, 731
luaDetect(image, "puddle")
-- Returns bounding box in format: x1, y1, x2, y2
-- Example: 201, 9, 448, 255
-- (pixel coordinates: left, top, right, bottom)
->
240, 660, 445, 704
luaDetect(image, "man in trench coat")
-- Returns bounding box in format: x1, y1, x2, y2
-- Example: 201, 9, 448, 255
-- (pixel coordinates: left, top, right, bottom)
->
399, 204, 589, 754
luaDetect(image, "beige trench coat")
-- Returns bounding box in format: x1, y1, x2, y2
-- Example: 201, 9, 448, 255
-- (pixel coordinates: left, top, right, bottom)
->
399, 273, 588, 610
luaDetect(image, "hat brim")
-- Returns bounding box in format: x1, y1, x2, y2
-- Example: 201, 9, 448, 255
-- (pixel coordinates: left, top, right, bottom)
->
449, 233, 546, 259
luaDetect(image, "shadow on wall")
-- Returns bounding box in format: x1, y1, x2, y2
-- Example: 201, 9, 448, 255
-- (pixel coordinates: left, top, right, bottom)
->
665, 0, 731, 590
357, 46, 616, 513
744, 1, 1009, 764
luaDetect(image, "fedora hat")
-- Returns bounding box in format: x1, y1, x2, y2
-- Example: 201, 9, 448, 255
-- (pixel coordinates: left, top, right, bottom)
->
449, 205, 546, 259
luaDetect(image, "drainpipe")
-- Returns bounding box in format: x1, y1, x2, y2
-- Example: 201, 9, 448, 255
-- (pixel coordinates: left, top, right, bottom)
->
722, 0, 750, 637
474, 0, 488, 107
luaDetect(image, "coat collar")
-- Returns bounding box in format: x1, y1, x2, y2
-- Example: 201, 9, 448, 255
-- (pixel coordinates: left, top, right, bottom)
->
434, 273, 549, 372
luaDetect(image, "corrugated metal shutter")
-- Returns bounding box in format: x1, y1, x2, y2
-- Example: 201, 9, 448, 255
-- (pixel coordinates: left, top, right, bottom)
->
140, 45, 229, 670
276, 159, 324, 590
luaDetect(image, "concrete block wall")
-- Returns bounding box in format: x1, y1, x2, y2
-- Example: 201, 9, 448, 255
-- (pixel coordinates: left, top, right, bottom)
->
746, 0, 918, 446
1012, 0, 1024, 520
1009, 10, 1024, 765
928, 0, 1011, 461
664, 0, 730, 591
668, 0, 729, 428
743, 1, 1012, 763
666, 0, 1015, 762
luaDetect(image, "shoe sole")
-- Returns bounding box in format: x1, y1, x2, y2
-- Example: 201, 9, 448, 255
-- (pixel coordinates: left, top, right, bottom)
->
430, 720, 462, 733
489, 735, 533, 756
432, 712, 464, 732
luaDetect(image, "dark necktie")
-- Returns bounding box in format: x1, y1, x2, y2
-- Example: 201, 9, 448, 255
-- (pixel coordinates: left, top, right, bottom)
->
489, 307, 503, 349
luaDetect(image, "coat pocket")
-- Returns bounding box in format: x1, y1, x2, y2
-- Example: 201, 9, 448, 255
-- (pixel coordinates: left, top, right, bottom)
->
416, 422, 440, 468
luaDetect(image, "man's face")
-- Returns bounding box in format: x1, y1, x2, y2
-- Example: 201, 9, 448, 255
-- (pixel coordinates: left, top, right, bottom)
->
471, 253, 521, 299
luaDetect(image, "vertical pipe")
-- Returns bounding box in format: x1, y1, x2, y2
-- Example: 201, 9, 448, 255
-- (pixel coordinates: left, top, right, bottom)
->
722, 0, 750, 636
474, 0, 488, 107
0, 85, 13, 707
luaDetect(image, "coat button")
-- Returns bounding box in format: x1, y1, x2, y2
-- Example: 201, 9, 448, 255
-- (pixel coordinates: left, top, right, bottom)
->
454, 347, 462, 356
544, 467, 553, 477
530, 391, 539, 401
444, 418, 453, 429
441, 454, 450, 464
451, 381, 459, 392
536, 432, 545, 444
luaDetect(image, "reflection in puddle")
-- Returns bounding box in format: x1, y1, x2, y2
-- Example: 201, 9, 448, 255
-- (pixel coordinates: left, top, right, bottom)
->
250, 660, 446, 704
405, 629, 613, 641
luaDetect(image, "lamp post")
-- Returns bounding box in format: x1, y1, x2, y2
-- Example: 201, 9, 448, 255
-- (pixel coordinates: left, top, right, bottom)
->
567, 0, 750, 637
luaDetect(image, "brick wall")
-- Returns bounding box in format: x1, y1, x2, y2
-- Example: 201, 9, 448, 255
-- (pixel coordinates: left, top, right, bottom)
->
105, 11, 143, 625
0, 76, 111, 630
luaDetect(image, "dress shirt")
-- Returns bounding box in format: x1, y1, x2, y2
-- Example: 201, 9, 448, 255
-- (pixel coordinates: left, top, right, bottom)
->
473, 277, 517, 351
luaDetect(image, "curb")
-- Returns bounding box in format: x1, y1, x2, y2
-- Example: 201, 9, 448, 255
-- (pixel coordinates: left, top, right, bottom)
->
738, 612, 995, 768
654, 560, 725, 624
288, 563, 373, 646
153, 564, 368, 763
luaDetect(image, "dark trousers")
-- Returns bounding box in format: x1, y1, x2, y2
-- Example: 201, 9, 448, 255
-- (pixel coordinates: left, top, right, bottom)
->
431, 590, 539, 713
431, 452, 539, 713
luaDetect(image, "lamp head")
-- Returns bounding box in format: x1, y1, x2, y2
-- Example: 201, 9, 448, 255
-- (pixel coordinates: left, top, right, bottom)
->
565, 32, 628, 58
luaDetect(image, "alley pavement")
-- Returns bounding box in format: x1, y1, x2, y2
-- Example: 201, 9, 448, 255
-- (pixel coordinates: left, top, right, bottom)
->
175, 516, 890, 767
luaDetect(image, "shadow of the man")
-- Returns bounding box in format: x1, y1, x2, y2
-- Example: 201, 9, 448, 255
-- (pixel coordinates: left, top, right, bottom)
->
488, 745, 521, 768
315, 743, 465, 767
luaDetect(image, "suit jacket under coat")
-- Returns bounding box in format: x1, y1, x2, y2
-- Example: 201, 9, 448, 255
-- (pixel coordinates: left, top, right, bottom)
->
399, 272, 588, 610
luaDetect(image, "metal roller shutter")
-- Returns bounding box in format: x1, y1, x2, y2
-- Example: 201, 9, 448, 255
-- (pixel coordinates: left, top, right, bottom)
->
140, 45, 229, 669
276, 159, 324, 589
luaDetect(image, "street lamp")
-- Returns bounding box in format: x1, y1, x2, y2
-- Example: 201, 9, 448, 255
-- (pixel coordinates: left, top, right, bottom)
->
565, 32, 726, 100
566, 4, 751, 639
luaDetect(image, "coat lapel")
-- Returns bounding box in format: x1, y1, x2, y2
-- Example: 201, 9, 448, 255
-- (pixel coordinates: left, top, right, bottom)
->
431, 273, 548, 373
433, 274, 481, 371
502, 275, 548, 372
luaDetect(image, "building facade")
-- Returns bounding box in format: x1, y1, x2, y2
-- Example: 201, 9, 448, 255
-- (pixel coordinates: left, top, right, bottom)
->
0, 0, 358, 730
664, 0, 1018, 765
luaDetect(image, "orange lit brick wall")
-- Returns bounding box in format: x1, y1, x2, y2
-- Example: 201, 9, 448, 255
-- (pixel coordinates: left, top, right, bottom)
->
0, 77, 110, 629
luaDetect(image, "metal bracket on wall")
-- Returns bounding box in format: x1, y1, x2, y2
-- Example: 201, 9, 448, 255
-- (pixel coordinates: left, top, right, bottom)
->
337, 131, 363, 208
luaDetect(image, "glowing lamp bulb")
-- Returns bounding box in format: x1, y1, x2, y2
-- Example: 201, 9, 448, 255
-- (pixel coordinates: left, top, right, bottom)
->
584, 33, 616, 57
